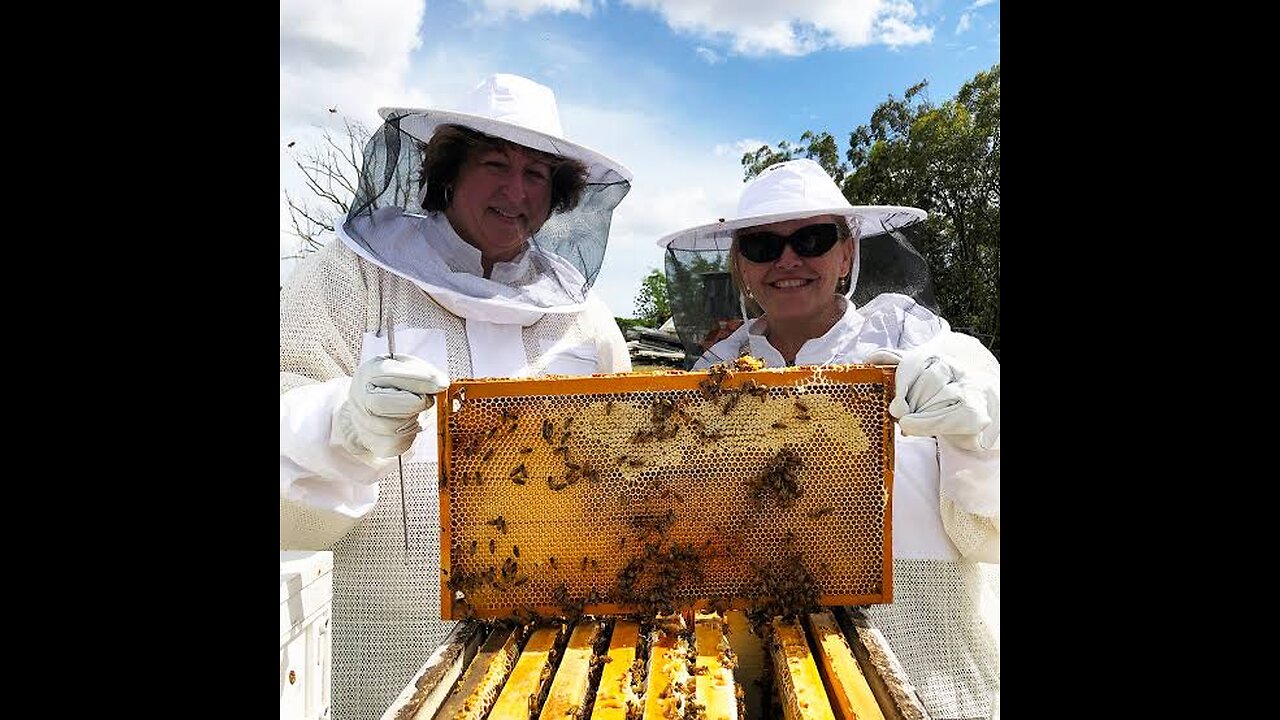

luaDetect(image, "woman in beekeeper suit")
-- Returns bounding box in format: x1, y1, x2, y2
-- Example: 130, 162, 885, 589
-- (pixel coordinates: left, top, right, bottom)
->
280, 73, 633, 720
660, 158, 999, 720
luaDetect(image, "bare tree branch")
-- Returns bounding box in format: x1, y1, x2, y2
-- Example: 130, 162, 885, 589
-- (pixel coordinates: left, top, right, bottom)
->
282, 117, 372, 261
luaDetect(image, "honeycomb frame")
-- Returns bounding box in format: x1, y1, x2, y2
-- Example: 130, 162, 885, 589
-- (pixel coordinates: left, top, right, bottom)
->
436, 365, 895, 620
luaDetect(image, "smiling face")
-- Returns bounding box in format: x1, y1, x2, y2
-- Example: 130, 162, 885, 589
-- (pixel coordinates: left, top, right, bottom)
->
444, 143, 555, 265
732, 214, 853, 324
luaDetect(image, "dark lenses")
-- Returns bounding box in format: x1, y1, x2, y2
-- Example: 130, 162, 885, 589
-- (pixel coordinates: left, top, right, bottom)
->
737, 223, 839, 263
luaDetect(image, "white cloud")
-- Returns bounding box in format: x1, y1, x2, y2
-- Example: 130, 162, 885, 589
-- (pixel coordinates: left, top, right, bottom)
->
622, 0, 933, 56
970, 0, 996, 7
279, 0, 427, 129
472, 0, 597, 20
280, 0, 428, 283
557, 102, 748, 314
695, 46, 723, 64
713, 138, 767, 158
956, 12, 972, 34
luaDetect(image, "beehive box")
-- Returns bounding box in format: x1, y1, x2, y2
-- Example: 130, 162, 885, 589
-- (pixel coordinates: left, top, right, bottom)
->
280, 551, 333, 720
437, 363, 895, 621
381, 608, 930, 720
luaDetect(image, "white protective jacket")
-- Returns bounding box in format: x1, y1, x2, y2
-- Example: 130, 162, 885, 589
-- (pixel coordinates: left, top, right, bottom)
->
697, 292, 1000, 720
280, 224, 629, 720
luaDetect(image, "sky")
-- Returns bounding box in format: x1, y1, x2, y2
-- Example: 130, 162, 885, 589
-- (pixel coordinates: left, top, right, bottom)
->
280, 0, 1000, 318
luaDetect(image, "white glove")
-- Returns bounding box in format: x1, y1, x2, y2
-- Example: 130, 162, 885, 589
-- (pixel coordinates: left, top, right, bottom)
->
866, 338, 999, 450
334, 354, 449, 460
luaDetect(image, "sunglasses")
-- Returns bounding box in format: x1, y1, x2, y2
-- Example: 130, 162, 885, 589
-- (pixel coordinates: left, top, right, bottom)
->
736, 223, 840, 263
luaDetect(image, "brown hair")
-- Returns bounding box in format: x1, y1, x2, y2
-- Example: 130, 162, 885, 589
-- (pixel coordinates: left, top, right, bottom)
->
416, 124, 589, 214
727, 216, 857, 313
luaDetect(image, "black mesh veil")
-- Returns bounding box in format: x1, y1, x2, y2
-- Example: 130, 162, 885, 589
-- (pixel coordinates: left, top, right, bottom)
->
663, 220, 936, 367
852, 225, 936, 308
340, 114, 632, 306
664, 246, 735, 366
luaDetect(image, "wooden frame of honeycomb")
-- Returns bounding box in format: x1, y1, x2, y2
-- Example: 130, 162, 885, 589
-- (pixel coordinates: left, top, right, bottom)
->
436, 364, 896, 621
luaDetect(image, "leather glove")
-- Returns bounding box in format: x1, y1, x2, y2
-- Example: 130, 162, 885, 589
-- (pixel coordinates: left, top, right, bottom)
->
335, 354, 449, 460
866, 338, 999, 450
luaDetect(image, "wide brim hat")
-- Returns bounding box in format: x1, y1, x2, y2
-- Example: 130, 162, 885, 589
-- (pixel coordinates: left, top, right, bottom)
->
657, 158, 925, 251
379, 73, 632, 184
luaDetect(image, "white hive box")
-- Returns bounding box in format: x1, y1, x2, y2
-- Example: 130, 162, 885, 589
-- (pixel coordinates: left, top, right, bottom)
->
281, 551, 333, 720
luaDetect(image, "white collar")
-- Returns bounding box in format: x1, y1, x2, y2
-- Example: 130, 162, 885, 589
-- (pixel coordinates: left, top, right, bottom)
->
337, 207, 592, 319
425, 212, 539, 284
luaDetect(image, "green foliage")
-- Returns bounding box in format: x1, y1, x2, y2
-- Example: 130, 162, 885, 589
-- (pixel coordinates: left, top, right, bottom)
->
742, 130, 846, 185
633, 269, 671, 327
742, 65, 1001, 358
615, 317, 645, 335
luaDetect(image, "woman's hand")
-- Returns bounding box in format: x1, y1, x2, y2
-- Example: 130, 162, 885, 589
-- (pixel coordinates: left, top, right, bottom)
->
334, 354, 450, 460
866, 336, 999, 450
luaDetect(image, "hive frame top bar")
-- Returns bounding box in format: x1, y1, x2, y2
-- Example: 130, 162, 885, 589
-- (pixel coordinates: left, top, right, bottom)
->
437, 364, 895, 620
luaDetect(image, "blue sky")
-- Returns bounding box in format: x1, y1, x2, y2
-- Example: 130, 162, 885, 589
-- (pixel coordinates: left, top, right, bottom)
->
280, 0, 1000, 317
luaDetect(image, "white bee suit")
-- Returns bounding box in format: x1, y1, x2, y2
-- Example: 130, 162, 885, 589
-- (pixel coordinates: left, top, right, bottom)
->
280, 211, 630, 720
697, 292, 1000, 720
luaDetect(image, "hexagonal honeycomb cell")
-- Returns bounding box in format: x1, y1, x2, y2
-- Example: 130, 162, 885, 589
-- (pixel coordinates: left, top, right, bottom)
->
437, 364, 895, 620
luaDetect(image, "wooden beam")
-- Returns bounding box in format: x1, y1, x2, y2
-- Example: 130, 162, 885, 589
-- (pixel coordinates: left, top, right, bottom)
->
770, 617, 836, 720
694, 611, 740, 719
807, 611, 885, 720
489, 624, 565, 719
541, 620, 605, 719
589, 619, 642, 720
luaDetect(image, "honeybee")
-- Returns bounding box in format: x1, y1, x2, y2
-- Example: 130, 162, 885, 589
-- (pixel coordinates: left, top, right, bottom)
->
722, 392, 742, 415
744, 380, 770, 400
